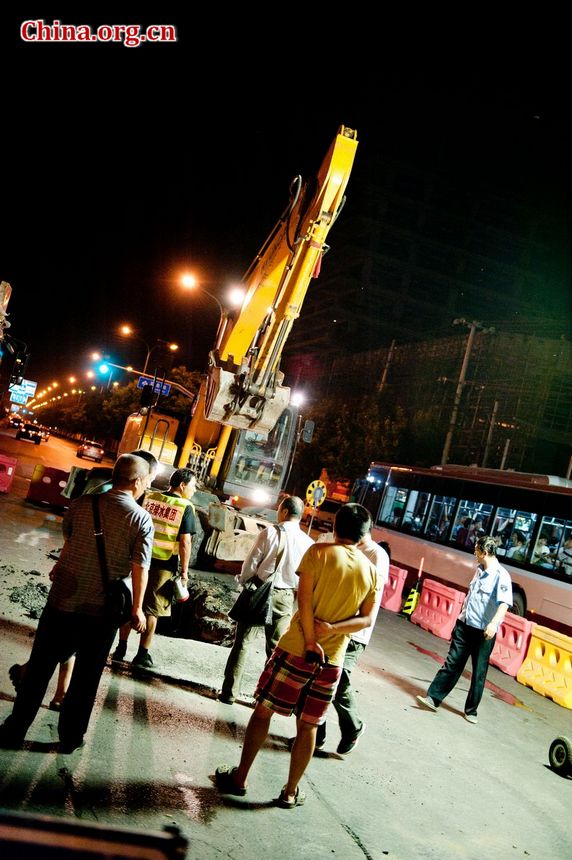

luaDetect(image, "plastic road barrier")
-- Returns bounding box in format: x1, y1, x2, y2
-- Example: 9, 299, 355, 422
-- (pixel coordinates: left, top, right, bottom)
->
381, 565, 409, 613
490, 614, 535, 677
0, 454, 17, 493
410, 578, 465, 641
516, 625, 572, 710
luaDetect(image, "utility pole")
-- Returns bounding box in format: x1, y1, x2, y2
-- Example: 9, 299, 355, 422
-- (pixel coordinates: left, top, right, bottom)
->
482, 399, 499, 467
377, 339, 396, 394
440, 318, 494, 466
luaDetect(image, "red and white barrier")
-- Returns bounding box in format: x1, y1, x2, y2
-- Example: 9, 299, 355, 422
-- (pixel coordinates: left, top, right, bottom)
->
381, 565, 408, 613
490, 614, 535, 677
0, 454, 17, 493
410, 578, 465, 640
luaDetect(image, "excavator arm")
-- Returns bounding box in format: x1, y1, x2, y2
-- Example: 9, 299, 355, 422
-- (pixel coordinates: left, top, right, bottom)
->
204, 125, 358, 435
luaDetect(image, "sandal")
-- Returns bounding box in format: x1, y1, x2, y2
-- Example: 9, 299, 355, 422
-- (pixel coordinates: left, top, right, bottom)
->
214, 765, 247, 796
276, 786, 306, 809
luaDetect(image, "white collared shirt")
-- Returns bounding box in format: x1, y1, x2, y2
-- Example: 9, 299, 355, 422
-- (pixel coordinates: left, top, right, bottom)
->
238, 520, 314, 589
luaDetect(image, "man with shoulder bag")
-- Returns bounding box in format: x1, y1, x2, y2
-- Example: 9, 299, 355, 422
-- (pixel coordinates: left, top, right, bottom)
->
0, 454, 154, 753
218, 495, 314, 705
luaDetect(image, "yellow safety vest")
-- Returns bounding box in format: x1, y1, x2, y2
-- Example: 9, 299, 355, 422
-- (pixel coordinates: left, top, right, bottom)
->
143, 491, 195, 561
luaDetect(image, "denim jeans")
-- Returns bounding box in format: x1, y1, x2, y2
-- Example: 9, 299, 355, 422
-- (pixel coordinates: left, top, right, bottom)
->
428, 619, 496, 716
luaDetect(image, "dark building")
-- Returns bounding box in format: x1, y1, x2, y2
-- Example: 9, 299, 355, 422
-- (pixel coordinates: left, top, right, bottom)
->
283, 146, 571, 475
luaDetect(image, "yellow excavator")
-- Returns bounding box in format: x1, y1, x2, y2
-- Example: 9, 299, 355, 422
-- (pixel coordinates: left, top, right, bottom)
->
120, 125, 358, 564
182, 125, 357, 475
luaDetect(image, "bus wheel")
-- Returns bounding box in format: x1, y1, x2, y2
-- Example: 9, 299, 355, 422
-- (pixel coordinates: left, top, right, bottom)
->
510, 591, 526, 617
548, 736, 572, 776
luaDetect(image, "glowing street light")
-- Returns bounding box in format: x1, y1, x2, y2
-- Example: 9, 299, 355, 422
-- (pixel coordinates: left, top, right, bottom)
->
118, 324, 179, 374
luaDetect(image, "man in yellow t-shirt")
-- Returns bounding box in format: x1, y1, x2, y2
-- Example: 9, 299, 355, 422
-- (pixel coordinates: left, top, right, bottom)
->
215, 503, 380, 809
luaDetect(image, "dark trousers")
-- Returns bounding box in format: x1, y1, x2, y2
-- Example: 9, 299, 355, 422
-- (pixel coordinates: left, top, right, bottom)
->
428, 619, 496, 716
317, 639, 365, 745
3, 605, 118, 745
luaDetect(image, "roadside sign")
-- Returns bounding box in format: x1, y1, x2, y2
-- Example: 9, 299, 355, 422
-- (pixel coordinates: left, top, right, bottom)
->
306, 479, 326, 507
9, 392, 28, 405
8, 378, 37, 398
137, 377, 171, 396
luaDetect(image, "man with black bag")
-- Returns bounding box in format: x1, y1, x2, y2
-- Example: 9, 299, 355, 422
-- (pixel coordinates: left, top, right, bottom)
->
218, 495, 313, 705
0, 454, 154, 753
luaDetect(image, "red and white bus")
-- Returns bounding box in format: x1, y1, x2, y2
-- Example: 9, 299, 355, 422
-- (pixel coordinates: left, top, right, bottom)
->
352, 462, 572, 636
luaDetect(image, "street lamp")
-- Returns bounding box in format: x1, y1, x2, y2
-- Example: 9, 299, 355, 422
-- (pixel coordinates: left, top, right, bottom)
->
180, 273, 244, 317
119, 325, 179, 374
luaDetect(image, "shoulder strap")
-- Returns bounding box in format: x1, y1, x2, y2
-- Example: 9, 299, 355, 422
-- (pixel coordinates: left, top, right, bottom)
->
91, 495, 110, 587
269, 524, 287, 580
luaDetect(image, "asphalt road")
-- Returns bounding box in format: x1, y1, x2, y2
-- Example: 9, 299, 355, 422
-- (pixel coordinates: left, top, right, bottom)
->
0, 425, 571, 859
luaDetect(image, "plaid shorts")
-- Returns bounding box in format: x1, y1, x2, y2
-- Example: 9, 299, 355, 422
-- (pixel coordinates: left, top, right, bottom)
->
255, 647, 342, 724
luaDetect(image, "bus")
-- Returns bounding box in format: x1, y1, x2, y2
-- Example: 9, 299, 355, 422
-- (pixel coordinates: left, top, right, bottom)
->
352, 462, 572, 636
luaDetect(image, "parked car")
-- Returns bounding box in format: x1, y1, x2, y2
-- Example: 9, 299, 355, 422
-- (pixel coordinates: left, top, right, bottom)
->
303, 498, 343, 531
16, 422, 43, 445
77, 440, 105, 463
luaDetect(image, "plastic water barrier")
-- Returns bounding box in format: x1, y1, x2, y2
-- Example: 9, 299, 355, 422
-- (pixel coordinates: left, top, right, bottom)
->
516, 625, 572, 710
26, 465, 70, 509
490, 614, 535, 677
0, 454, 18, 493
381, 565, 408, 613
410, 578, 465, 641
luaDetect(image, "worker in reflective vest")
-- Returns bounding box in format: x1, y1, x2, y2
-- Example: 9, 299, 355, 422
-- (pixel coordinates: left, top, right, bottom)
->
112, 468, 197, 668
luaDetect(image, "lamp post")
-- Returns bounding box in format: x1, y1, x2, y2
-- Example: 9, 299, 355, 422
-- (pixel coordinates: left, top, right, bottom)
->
119, 325, 178, 374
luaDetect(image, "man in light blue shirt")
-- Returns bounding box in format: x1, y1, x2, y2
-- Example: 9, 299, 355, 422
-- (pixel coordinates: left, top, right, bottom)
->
416, 535, 513, 724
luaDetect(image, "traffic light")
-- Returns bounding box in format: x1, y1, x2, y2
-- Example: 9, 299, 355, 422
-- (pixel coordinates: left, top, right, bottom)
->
9, 351, 29, 386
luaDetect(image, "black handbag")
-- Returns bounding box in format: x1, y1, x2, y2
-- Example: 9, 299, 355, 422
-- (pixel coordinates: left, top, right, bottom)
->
228, 526, 286, 626
91, 495, 133, 626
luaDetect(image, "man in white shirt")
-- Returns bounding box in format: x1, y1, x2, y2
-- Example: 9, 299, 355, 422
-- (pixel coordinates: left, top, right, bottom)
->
218, 495, 314, 705
311, 530, 389, 754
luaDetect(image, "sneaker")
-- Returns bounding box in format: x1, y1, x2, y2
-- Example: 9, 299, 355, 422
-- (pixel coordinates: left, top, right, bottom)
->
464, 713, 478, 724
337, 722, 366, 755
217, 693, 235, 705
59, 738, 85, 754
111, 643, 128, 662
131, 652, 153, 669
416, 694, 438, 712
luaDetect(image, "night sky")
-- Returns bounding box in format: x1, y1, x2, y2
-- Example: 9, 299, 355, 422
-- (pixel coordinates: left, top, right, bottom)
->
2, 11, 570, 390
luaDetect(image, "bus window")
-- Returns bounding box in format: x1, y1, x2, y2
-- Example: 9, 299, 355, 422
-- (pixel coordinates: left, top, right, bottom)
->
552, 521, 572, 577
401, 491, 431, 533
378, 486, 408, 527
492, 508, 537, 558
450, 501, 493, 549
424, 495, 456, 541
531, 517, 569, 572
